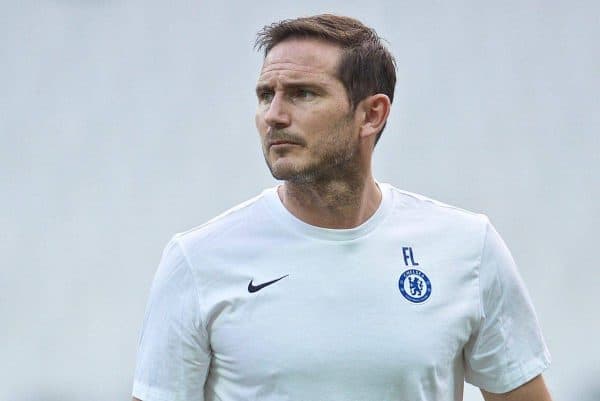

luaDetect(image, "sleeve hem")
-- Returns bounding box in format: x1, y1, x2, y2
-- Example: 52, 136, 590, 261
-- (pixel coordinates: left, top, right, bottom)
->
132, 381, 175, 401
466, 351, 551, 394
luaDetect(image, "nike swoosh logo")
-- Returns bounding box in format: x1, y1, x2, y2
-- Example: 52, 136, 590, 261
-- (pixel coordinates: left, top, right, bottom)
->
248, 274, 289, 293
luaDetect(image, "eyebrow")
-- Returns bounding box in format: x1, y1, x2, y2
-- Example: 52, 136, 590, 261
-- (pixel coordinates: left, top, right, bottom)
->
255, 81, 325, 95
255, 84, 272, 95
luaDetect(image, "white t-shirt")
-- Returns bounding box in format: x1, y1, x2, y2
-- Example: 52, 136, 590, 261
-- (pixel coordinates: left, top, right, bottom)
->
132, 183, 550, 401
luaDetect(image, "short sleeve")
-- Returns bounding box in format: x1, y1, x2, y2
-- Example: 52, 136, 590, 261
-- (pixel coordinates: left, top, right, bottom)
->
132, 238, 211, 401
464, 220, 551, 393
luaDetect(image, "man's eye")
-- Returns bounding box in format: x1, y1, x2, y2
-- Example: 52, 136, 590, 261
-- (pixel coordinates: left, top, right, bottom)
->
294, 89, 316, 100
258, 91, 274, 103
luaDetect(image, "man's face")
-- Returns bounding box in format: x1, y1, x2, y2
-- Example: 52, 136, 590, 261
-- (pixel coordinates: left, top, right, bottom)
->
255, 38, 360, 183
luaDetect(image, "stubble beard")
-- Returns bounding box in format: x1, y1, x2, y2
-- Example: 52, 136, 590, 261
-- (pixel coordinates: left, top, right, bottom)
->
264, 115, 358, 185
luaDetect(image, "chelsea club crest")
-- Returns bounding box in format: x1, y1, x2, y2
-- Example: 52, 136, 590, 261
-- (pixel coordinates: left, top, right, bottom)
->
399, 269, 432, 303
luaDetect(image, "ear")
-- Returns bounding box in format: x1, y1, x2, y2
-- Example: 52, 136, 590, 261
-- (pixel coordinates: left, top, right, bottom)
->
357, 94, 391, 140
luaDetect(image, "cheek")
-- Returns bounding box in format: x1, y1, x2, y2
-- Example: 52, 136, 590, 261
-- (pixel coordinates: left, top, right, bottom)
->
310, 113, 347, 138
255, 113, 268, 141
254, 110, 261, 130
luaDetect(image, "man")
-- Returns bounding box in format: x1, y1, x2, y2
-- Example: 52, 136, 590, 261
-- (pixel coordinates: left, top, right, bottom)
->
132, 14, 552, 401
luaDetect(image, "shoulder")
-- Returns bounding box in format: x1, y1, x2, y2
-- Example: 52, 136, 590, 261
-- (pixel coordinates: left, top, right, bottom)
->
172, 188, 274, 250
385, 184, 490, 232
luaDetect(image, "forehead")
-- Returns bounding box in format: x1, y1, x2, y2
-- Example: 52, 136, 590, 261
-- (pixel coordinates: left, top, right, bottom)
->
258, 38, 343, 83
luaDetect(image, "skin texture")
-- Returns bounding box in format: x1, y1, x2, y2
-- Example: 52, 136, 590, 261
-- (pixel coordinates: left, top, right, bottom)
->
255, 38, 390, 229
133, 37, 552, 401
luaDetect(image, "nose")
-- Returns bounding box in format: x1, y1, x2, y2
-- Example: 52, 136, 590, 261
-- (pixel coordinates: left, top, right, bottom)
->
263, 93, 291, 129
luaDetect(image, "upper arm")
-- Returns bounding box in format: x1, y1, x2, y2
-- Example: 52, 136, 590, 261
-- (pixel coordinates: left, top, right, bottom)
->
481, 374, 552, 401
131, 238, 211, 401
464, 220, 551, 392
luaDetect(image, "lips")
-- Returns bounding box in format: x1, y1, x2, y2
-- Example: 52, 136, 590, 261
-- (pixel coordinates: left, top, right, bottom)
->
269, 140, 299, 147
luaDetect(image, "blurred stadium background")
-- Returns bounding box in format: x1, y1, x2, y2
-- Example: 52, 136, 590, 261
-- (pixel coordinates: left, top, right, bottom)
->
2, 1, 598, 400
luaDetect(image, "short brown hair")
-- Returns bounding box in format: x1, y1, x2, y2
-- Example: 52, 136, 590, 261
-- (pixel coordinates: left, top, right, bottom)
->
255, 14, 396, 145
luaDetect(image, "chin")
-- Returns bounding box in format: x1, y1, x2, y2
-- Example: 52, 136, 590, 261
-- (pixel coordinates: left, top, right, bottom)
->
267, 160, 303, 181
271, 166, 320, 184
269, 165, 300, 181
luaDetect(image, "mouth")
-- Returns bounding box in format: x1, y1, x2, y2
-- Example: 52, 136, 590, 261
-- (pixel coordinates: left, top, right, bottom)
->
269, 141, 300, 148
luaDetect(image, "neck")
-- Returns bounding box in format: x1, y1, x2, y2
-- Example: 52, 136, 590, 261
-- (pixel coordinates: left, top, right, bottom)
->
278, 174, 382, 229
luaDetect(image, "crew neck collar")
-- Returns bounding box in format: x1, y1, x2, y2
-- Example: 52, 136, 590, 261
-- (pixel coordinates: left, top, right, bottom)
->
262, 182, 393, 242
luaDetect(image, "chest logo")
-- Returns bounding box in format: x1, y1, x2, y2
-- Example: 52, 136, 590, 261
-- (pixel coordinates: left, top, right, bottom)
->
248, 274, 289, 293
398, 269, 432, 303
